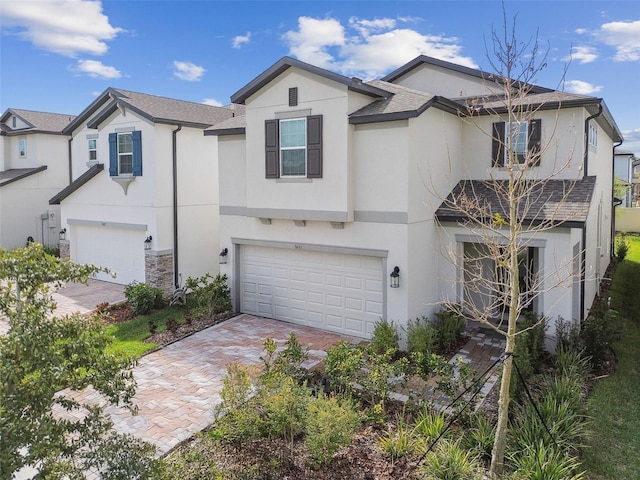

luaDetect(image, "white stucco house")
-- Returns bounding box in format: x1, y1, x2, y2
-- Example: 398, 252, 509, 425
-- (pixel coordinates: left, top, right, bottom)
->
0, 109, 74, 250
613, 149, 639, 208
50, 89, 240, 293
206, 56, 622, 342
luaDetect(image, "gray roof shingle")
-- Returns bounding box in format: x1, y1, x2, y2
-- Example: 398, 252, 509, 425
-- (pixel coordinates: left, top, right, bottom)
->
1, 109, 75, 134
435, 177, 596, 227
0, 166, 48, 187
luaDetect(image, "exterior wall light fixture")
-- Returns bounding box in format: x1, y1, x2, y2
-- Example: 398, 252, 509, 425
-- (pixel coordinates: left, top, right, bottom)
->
390, 266, 400, 288
59, 228, 66, 241
219, 247, 229, 264
144, 236, 152, 250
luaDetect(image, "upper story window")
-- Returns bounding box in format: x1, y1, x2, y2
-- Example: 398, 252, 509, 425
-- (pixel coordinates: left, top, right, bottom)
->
19, 138, 26, 158
589, 123, 598, 147
265, 115, 323, 179
492, 119, 541, 167
280, 118, 307, 176
108, 130, 142, 177
88, 139, 97, 161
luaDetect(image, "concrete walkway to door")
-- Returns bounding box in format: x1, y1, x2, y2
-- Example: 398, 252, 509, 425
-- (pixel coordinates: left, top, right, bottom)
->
55, 314, 362, 455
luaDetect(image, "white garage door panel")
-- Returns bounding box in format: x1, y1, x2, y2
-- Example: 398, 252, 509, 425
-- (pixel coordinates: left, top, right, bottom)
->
240, 245, 384, 338
73, 226, 145, 285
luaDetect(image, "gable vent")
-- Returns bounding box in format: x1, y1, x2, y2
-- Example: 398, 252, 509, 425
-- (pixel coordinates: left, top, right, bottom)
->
289, 87, 298, 107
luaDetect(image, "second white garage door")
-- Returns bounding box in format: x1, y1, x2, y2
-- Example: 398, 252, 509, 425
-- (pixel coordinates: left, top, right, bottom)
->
240, 245, 384, 338
72, 225, 146, 285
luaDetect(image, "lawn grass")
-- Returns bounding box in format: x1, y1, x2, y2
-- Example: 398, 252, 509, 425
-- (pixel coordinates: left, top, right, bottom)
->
582, 234, 640, 480
105, 305, 185, 358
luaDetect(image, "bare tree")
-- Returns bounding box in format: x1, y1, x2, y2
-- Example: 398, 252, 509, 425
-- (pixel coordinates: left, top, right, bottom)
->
435, 12, 583, 477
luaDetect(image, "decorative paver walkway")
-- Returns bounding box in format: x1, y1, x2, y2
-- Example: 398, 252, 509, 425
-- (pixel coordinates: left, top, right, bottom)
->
56, 314, 363, 455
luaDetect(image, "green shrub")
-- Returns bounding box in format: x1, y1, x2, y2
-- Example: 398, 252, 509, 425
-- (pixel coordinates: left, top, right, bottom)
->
360, 349, 409, 415
406, 316, 436, 357
185, 273, 231, 317
555, 316, 581, 353
421, 439, 483, 480
615, 232, 629, 262
124, 281, 164, 315
463, 413, 495, 463
273, 332, 309, 381
324, 341, 364, 396
261, 374, 309, 447
511, 313, 546, 397
554, 346, 590, 384
379, 417, 417, 461
581, 302, 621, 370
413, 408, 450, 443
42, 244, 60, 257
305, 394, 360, 466
433, 306, 466, 352
369, 318, 399, 355
509, 442, 585, 480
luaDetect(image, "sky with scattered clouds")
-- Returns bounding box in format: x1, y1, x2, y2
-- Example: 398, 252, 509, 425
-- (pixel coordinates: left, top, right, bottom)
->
1, 0, 638, 153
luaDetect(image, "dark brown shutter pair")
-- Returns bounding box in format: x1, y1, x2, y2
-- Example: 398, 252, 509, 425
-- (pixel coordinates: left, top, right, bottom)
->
265, 115, 323, 178
492, 119, 541, 167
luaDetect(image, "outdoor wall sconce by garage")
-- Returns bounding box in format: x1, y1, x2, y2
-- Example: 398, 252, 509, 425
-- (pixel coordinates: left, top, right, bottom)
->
219, 248, 229, 264
59, 228, 66, 241
144, 236, 152, 250
390, 266, 400, 288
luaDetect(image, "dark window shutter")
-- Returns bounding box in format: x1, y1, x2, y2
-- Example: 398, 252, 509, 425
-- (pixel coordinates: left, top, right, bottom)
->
528, 119, 542, 166
132, 130, 143, 176
306, 115, 323, 178
108, 133, 118, 176
492, 122, 505, 167
265, 119, 279, 178
289, 87, 298, 107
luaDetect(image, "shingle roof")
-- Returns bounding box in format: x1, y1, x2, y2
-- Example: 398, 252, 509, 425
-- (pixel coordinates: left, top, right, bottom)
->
0, 166, 48, 187
204, 115, 247, 136
64, 88, 240, 133
435, 176, 596, 227
1, 109, 75, 134
461, 91, 599, 113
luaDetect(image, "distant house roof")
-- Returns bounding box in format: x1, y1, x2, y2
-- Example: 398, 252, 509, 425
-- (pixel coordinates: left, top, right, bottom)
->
0, 108, 75, 135
204, 115, 247, 136
0, 166, 48, 187
380, 55, 554, 94
49, 163, 104, 204
230, 56, 390, 105
64, 88, 239, 133
435, 176, 596, 228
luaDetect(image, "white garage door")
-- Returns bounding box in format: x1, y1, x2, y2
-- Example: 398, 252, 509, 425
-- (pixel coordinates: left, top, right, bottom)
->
72, 225, 145, 285
240, 245, 384, 338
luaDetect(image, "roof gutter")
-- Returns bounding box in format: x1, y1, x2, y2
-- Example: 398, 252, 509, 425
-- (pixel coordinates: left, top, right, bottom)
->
67, 138, 73, 184
583, 103, 603, 176
172, 124, 182, 288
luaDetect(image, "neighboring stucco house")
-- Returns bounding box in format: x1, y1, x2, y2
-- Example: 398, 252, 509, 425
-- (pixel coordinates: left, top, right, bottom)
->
0, 109, 74, 250
614, 149, 639, 207
50, 88, 239, 293
207, 56, 621, 342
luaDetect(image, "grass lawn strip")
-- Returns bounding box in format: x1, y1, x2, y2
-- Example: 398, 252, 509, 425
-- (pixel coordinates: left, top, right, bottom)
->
582, 234, 640, 480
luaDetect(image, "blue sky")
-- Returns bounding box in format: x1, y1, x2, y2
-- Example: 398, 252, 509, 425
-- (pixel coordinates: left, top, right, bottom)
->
1, 0, 639, 153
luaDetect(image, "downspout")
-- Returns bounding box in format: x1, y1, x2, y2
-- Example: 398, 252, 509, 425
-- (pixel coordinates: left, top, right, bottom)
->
583, 103, 603, 176
172, 125, 182, 289
68, 138, 73, 184
580, 102, 603, 321
611, 138, 624, 258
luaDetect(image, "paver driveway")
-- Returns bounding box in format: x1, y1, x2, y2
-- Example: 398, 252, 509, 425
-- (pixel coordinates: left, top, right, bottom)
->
58, 314, 362, 455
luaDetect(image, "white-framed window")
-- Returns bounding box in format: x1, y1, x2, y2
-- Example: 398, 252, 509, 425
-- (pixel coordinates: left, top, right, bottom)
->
19, 138, 26, 158
118, 133, 133, 175
88, 139, 97, 161
280, 118, 307, 177
506, 121, 528, 164
589, 123, 598, 147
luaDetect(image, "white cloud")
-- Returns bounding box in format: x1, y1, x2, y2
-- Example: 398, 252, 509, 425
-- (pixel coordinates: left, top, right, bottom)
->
565, 80, 603, 95
284, 17, 346, 70
232, 32, 251, 49
202, 98, 223, 106
621, 128, 640, 155
575, 28, 588, 35
283, 16, 477, 78
0, 0, 122, 57
597, 20, 640, 61
173, 61, 206, 81
74, 59, 121, 79
565, 46, 598, 64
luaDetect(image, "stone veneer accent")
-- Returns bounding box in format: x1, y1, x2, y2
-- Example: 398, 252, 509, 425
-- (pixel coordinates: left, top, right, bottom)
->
145, 250, 174, 296
59, 240, 70, 260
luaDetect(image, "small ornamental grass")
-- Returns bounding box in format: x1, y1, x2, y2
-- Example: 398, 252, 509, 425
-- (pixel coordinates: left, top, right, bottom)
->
421, 439, 484, 480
